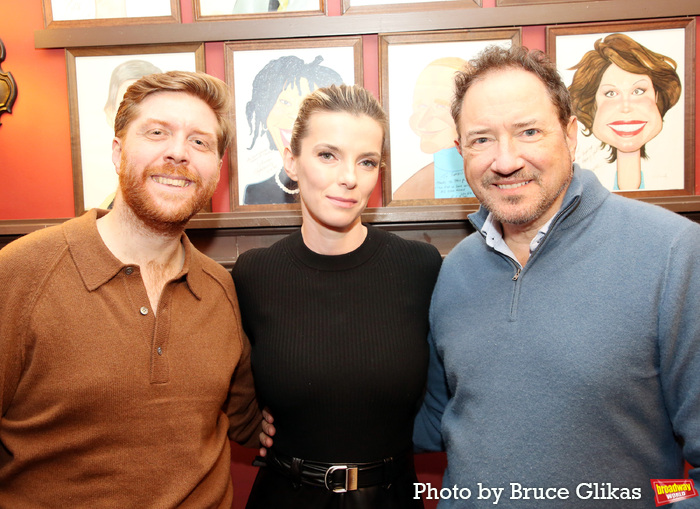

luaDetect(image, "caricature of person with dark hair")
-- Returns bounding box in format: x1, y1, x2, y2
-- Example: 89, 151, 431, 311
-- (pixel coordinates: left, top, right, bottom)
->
568, 33, 681, 190
243, 55, 343, 205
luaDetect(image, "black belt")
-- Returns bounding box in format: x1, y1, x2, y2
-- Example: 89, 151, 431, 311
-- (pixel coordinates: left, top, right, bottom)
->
257, 449, 413, 493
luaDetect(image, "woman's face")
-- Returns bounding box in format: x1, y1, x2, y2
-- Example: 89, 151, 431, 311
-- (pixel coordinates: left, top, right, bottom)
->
592, 63, 662, 154
266, 78, 313, 156
284, 111, 382, 234
409, 64, 458, 154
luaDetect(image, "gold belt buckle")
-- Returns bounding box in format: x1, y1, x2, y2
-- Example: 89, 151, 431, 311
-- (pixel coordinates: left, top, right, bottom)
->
324, 465, 358, 493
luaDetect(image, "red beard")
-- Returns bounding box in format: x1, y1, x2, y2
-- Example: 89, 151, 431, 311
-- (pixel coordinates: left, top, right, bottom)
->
119, 156, 217, 236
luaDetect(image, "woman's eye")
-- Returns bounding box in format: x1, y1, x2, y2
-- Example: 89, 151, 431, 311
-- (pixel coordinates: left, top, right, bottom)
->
318, 152, 333, 160
632, 87, 646, 96
603, 90, 617, 98
360, 159, 378, 168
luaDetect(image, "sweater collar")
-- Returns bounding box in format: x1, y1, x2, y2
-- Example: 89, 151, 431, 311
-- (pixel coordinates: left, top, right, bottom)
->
469, 164, 610, 234
64, 209, 203, 299
286, 224, 385, 271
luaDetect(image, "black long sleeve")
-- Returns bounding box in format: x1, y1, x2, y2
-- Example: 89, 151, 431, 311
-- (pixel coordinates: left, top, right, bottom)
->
233, 225, 441, 462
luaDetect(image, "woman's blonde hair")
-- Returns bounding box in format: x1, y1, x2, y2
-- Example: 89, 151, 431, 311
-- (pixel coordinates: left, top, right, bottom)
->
290, 84, 388, 166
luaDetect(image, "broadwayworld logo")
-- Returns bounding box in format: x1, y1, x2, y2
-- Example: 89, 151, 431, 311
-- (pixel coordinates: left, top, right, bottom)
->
651, 479, 698, 506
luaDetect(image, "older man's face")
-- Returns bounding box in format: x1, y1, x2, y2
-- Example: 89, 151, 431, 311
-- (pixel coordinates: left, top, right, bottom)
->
456, 68, 577, 232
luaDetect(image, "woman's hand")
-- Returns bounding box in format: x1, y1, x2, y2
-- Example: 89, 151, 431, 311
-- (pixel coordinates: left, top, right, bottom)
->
258, 408, 276, 457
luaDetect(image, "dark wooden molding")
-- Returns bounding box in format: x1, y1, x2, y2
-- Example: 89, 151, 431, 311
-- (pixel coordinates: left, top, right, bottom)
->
3, 200, 700, 267
35, 0, 700, 49
3, 195, 700, 237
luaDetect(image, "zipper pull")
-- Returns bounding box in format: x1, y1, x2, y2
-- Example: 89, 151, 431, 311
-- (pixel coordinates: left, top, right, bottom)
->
512, 267, 521, 281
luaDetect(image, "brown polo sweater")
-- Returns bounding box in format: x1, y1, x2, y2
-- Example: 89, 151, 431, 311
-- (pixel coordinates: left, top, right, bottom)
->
0, 209, 261, 508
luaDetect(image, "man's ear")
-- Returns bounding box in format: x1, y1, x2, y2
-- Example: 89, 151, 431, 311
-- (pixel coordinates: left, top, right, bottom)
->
112, 138, 123, 175
565, 116, 578, 162
213, 159, 222, 186
283, 147, 298, 182
454, 137, 463, 157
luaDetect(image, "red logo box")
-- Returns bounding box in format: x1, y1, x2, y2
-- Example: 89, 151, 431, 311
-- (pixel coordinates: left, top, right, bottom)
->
651, 479, 698, 506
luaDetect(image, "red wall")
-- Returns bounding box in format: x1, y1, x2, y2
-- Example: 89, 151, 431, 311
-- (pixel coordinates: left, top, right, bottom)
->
0, 0, 74, 219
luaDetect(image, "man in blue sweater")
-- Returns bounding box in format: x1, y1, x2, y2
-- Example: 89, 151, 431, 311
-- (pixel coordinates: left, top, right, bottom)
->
413, 45, 700, 507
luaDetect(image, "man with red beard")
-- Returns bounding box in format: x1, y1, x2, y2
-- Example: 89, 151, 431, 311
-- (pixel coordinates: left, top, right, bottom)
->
0, 71, 262, 507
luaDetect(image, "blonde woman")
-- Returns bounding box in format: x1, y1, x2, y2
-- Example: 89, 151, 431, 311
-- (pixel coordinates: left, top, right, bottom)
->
233, 84, 441, 508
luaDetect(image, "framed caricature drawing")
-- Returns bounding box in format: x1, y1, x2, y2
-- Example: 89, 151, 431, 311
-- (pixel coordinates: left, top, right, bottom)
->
496, 0, 602, 5
194, 0, 324, 20
43, 0, 180, 28
343, 0, 479, 15
225, 37, 362, 210
380, 28, 520, 206
66, 44, 204, 215
547, 18, 696, 197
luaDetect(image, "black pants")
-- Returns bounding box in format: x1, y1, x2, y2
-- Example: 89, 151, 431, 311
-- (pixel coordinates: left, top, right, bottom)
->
245, 461, 425, 509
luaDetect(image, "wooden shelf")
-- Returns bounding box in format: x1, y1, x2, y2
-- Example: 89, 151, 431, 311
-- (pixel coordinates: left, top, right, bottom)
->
3, 195, 700, 237
3, 198, 698, 264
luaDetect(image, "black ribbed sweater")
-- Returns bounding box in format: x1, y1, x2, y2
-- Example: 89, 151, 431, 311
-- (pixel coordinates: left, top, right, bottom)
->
232, 225, 442, 463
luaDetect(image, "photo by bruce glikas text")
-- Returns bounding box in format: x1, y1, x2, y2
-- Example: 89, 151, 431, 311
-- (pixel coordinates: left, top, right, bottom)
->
414, 482, 642, 504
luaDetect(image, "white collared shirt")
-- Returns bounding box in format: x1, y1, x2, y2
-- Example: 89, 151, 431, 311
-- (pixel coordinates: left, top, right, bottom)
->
480, 213, 554, 269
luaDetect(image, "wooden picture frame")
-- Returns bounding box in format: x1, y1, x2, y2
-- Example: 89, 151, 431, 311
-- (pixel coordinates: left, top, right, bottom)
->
194, 0, 324, 21
379, 28, 520, 206
547, 18, 696, 197
343, 0, 480, 16
496, 0, 603, 6
224, 36, 362, 211
42, 0, 180, 28
66, 44, 205, 216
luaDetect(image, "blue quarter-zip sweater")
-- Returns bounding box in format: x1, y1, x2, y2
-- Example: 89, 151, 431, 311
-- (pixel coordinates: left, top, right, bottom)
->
414, 166, 700, 508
